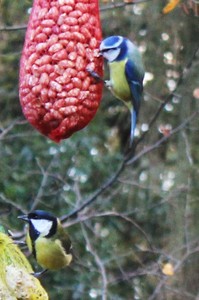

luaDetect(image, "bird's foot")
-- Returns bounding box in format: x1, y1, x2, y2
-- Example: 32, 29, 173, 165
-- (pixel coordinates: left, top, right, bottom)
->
104, 80, 112, 90
86, 68, 104, 83
14, 240, 26, 246
86, 69, 113, 90
8, 230, 26, 246
31, 269, 48, 278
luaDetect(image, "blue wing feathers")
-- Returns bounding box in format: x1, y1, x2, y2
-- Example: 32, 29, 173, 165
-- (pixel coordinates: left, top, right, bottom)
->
125, 59, 143, 115
125, 58, 144, 144
130, 109, 137, 146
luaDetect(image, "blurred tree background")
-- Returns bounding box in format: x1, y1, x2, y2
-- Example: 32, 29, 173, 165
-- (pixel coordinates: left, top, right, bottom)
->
0, 0, 199, 299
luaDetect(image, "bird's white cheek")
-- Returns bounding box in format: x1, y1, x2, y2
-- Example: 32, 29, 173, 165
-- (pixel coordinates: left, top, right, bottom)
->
103, 49, 120, 62
31, 219, 53, 236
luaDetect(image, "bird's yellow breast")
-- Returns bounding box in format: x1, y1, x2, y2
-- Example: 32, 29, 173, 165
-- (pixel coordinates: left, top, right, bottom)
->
109, 60, 131, 103
34, 237, 72, 270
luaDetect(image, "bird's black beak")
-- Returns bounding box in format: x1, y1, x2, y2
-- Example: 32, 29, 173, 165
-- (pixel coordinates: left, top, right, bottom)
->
18, 214, 29, 222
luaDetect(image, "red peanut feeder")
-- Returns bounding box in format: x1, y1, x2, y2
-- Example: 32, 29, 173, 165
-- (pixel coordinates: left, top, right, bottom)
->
19, 0, 103, 142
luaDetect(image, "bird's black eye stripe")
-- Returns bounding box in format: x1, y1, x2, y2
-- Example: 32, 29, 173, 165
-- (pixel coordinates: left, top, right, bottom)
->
101, 47, 118, 53
32, 214, 38, 219
29, 213, 39, 219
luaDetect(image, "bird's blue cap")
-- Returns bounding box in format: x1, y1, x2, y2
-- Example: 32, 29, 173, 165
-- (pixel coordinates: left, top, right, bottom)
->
102, 36, 123, 47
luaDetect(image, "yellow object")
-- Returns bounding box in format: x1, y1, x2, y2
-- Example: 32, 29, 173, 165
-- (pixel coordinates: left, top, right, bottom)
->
162, 0, 181, 14
33, 235, 72, 270
109, 59, 131, 103
162, 262, 174, 276
0, 232, 48, 300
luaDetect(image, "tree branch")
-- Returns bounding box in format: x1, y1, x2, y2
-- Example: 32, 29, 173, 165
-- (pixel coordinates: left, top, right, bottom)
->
62, 109, 198, 222
29, 156, 58, 211
61, 161, 125, 221
100, 0, 153, 11
126, 110, 199, 165
0, 25, 27, 31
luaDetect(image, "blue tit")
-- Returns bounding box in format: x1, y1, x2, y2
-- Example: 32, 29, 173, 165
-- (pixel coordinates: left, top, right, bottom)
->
18, 210, 72, 273
99, 35, 145, 145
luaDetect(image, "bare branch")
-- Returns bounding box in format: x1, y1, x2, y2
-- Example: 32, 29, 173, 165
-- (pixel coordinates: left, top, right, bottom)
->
0, 193, 27, 214
30, 157, 56, 211
61, 161, 125, 221
65, 210, 155, 253
182, 131, 194, 166
109, 262, 160, 285
126, 110, 199, 165
0, 119, 25, 140
165, 286, 196, 299
0, 24, 27, 31
100, 0, 153, 11
81, 224, 108, 300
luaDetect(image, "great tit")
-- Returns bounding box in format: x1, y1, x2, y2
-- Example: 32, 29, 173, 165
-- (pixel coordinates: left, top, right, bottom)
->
99, 35, 145, 146
18, 210, 72, 272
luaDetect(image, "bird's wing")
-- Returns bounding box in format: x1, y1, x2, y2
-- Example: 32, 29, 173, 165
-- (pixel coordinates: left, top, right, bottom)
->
125, 59, 144, 145
125, 59, 143, 115
57, 227, 72, 254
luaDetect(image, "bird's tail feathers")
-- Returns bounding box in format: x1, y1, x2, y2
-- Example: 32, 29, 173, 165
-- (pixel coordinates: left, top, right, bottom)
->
130, 109, 137, 147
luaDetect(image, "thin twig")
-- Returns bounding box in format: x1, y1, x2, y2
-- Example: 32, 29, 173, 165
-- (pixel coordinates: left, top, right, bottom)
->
165, 286, 196, 300
0, 25, 27, 31
109, 263, 160, 285
182, 131, 193, 166
30, 158, 55, 211
0, 193, 27, 214
65, 210, 155, 253
61, 161, 125, 221
81, 224, 108, 300
0, 119, 25, 140
126, 110, 199, 165
100, 0, 152, 11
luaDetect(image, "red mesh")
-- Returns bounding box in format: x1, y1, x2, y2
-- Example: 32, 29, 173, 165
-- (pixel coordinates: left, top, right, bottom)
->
19, 0, 103, 142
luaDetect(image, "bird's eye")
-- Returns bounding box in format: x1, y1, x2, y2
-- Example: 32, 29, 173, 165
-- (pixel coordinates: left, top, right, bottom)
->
31, 213, 38, 219
108, 47, 118, 51
102, 47, 118, 53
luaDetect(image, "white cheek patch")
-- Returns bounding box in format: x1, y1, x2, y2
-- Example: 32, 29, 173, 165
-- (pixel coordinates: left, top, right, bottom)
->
31, 219, 53, 236
104, 48, 120, 62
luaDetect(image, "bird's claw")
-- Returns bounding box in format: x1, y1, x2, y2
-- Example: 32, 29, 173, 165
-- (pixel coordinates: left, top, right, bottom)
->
86, 68, 104, 83
104, 80, 112, 89
86, 69, 113, 91
31, 269, 48, 278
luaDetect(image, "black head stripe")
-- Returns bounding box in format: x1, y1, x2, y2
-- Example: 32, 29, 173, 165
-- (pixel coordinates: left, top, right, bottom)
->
29, 224, 39, 258
101, 46, 118, 53
29, 223, 40, 242
46, 217, 57, 238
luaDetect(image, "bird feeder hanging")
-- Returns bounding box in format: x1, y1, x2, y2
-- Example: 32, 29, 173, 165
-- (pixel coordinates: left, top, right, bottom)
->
19, 0, 103, 142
